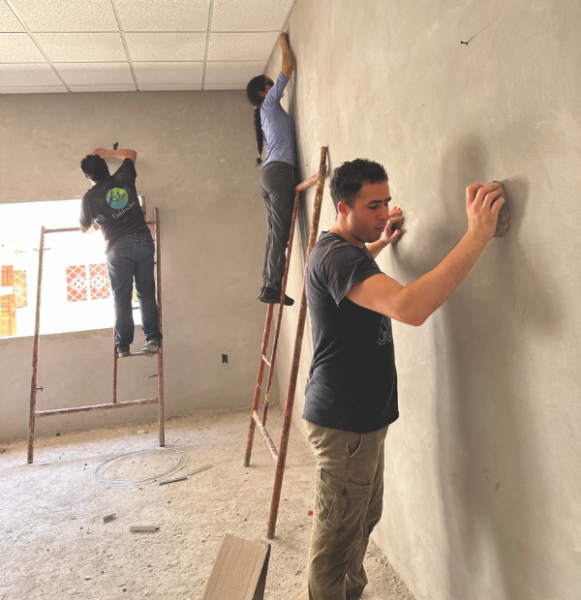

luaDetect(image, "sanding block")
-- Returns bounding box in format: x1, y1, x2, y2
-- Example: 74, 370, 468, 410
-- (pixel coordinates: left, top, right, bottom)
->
492, 180, 510, 237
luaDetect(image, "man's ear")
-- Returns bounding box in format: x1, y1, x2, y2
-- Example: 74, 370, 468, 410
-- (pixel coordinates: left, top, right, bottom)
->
258, 90, 267, 98
337, 200, 350, 218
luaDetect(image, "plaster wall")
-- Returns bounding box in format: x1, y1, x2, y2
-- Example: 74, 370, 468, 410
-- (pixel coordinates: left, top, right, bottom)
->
0, 90, 275, 443
267, 1, 581, 598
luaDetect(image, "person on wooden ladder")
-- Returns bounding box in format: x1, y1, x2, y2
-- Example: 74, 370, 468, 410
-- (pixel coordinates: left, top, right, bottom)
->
79, 147, 162, 358
246, 32, 297, 306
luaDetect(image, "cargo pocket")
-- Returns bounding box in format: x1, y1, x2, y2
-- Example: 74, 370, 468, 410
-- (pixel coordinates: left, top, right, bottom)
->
315, 469, 370, 533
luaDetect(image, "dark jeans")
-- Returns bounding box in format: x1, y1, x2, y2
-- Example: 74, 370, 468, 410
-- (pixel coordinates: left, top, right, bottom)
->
259, 161, 297, 291
106, 232, 162, 348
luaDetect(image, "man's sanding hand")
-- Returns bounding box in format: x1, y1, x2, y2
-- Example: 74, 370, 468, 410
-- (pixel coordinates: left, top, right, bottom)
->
465, 182, 505, 245
92, 147, 137, 163
379, 206, 404, 245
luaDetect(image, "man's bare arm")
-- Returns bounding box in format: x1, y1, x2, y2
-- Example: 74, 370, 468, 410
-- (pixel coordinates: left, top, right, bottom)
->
80, 222, 99, 234
92, 148, 137, 163
347, 183, 505, 326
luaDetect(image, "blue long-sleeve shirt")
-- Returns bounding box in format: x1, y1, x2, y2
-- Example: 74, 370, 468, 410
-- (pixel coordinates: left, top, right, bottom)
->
261, 73, 297, 168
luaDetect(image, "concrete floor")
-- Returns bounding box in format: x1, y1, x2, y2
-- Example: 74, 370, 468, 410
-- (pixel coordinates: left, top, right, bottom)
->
0, 408, 414, 600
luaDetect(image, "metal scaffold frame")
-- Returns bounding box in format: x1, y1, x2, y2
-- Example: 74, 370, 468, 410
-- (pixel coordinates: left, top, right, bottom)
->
27, 208, 165, 464
244, 146, 328, 539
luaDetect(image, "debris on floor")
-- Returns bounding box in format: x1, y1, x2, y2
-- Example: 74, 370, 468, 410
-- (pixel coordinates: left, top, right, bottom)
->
129, 525, 159, 532
0, 408, 414, 600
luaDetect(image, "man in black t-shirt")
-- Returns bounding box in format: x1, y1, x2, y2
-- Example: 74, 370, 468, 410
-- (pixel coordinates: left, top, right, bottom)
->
303, 159, 505, 600
80, 148, 162, 358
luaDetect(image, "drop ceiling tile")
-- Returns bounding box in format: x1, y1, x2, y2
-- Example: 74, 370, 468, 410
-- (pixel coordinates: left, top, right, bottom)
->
139, 84, 202, 91
70, 84, 136, 92
9, 0, 118, 32
116, 0, 210, 32
211, 0, 294, 31
0, 2, 25, 32
0, 63, 62, 86
204, 61, 265, 84
0, 33, 45, 62
0, 85, 67, 94
208, 32, 277, 61
204, 82, 247, 90
35, 33, 127, 63
133, 62, 203, 85
55, 62, 134, 86
126, 33, 206, 62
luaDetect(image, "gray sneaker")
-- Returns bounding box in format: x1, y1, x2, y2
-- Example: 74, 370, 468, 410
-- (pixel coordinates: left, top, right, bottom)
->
142, 339, 160, 354
117, 345, 131, 358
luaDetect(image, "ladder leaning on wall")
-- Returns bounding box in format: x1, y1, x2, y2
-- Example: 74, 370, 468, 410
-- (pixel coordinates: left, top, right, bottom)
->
27, 207, 165, 464
244, 146, 328, 539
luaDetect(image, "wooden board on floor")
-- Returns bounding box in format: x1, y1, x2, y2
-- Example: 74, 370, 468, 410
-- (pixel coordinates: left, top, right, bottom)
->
201, 532, 271, 600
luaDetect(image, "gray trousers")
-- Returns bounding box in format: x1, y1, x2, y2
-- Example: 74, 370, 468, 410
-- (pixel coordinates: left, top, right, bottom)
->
305, 421, 389, 600
259, 161, 296, 291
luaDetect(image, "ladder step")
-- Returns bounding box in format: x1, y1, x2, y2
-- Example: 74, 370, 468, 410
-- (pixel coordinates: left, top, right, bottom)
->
252, 411, 278, 464
261, 354, 271, 367
123, 351, 157, 358
36, 397, 159, 417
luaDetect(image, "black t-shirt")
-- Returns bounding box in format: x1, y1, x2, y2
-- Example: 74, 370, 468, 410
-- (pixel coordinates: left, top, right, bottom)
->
303, 231, 399, 433
79, 158, 150, 250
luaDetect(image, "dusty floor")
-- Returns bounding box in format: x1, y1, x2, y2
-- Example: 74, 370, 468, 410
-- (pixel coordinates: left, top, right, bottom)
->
0, 408, 414, 600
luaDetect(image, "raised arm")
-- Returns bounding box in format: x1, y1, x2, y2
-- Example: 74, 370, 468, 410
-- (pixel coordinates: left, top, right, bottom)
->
347, 183, 505, 326
92, 147, 137, 163
280, 33, 294, 78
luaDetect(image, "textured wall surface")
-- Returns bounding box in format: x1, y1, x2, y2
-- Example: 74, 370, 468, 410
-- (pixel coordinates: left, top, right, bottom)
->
0, 89, 275, 442
267, 1, 581, 598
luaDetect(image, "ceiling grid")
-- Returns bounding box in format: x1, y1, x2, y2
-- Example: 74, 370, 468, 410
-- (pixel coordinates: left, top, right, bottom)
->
2, 0, 72, 91
0, 0, 295, 94
109, 0, 140, 91
200, 0, 215, 91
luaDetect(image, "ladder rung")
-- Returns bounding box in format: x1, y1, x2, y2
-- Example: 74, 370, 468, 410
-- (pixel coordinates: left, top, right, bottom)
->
36, 397, 159, 417
261, 354, 271, 367
123, 351, 156, 358
295, 173, 318, 192
252, 411, 278, 464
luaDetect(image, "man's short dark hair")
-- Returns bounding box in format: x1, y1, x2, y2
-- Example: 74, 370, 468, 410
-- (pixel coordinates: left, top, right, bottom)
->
330, 159, 388, 210
80, 154, 110, 183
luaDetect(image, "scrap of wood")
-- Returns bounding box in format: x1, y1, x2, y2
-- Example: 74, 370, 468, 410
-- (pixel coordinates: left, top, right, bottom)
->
158, 475, 188, 485
157, 464, 212, 485
129, 525, 159, 532
189, 464, 212, 476
201, 532, 271, 600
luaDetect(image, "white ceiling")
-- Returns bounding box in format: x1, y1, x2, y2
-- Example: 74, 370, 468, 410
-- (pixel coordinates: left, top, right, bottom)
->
0, 0, 295, 94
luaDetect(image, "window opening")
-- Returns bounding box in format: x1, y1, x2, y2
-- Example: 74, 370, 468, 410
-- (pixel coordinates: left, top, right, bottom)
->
0, 198, 143, 339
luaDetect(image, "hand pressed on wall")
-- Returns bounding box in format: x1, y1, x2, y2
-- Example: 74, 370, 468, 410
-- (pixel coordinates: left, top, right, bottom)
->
378, 206, 404, 245
465, 183, 505, 245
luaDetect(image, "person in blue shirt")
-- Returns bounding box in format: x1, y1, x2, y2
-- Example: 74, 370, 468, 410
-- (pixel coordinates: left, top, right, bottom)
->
246, 33, 297, 306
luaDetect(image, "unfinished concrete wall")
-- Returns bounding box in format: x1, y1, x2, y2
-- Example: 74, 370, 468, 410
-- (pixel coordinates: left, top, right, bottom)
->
0, 90, 275, 443
268, 1, 581, 598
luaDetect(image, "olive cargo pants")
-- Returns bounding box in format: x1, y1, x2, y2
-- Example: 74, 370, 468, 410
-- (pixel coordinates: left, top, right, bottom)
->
304, 421, 389, 600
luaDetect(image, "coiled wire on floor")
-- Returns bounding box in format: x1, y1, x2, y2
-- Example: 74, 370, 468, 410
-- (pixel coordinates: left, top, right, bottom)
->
94, 447, 186, 487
